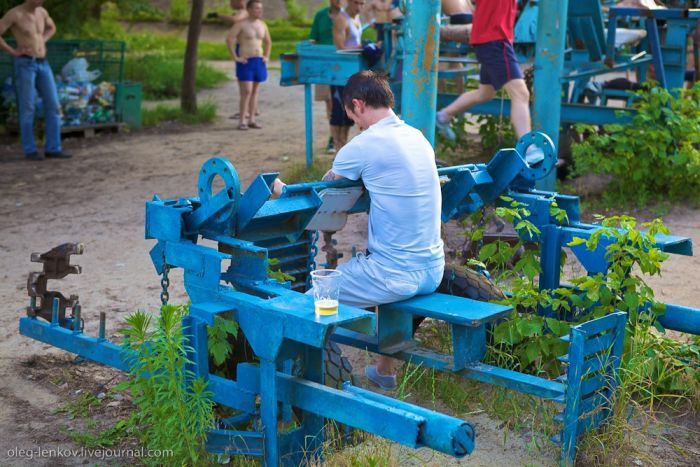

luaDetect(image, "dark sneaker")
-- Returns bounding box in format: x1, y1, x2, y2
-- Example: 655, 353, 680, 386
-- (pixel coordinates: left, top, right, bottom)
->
25, 152, 43, 161
364, 365, 397, 391
326, 137, 335, 154
45, 151, 72, 159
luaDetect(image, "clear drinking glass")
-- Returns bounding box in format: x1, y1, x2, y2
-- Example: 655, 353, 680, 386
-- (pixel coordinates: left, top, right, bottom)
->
310, 269, 342, 316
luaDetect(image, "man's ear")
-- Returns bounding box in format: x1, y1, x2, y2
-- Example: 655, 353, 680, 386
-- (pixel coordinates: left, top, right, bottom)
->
352, 98, 364, 113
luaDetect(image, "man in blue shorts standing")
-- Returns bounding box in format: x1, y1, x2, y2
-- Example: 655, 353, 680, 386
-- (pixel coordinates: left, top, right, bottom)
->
273, 71, 445, 390
226, 0, 271, 130
435, 0, 544, 164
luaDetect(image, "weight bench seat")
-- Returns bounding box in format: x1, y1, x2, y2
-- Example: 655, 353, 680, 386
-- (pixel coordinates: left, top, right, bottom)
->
380, 292, 512, 328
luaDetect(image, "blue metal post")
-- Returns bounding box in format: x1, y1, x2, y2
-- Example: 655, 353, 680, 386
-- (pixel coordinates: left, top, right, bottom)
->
532, 0, 569, 191
401, 0, 441, 144
304, 83, 314, 168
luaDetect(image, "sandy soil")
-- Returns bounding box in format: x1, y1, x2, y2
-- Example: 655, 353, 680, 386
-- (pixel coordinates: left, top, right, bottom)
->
0, 64, 697, 466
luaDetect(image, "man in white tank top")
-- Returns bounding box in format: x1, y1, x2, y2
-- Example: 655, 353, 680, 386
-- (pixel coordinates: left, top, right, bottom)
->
329, 0, 365, 150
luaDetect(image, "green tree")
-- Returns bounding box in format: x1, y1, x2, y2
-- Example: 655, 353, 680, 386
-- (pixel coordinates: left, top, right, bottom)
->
181, 0, 205, 114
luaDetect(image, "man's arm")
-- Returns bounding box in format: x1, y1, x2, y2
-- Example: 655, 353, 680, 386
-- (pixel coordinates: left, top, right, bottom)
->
0, 10, 19, 57
322, 170, 346, 181
217, 9, 248, 25
226, 23, 245, 63
262, 23, 272, 62
333, 14, 348, 49
42, 8, 56, 42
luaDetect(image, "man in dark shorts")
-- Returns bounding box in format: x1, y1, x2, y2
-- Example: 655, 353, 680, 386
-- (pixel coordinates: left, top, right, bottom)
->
310, 0, 343, 154
330, 0, 364, 150
436, 0, 544, 164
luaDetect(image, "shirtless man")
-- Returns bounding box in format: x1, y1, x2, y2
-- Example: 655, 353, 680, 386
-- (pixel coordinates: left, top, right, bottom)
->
227, 0, 271, 130
442, 0, 473, 24
0, 0, 70, 160
331, 0, 364, 149
366, 0, 402, 42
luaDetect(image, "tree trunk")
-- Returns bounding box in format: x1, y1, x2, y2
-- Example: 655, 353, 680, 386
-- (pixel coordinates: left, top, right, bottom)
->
181, 0, 205, 114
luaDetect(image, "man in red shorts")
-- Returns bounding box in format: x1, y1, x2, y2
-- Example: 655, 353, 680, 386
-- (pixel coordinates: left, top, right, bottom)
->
435, 0, 544, 164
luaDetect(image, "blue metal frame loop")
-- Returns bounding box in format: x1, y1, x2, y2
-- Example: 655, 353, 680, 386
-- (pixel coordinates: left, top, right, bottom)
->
197, 157, 241, 218
515, 131, 557, 181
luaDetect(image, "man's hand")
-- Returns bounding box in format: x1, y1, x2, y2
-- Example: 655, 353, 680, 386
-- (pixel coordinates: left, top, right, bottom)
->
11, 44, 32, 57
235, 56, 248, 64
262, 56, 269, 64
271, 178, 286, 199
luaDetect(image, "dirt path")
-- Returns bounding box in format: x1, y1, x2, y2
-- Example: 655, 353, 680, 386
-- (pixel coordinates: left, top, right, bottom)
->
0, 64, 697, 466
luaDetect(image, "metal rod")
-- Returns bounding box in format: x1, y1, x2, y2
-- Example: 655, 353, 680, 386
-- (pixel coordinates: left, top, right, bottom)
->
73, 303, 81, 333
98, 312, 106, 340
51, 297, 59, 326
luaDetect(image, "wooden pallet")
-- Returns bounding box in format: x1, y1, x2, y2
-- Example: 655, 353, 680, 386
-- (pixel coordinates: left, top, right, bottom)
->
6, 122, 124, 138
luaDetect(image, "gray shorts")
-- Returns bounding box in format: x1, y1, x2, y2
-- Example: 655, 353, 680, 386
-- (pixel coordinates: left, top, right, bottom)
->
309, 253, 444, 309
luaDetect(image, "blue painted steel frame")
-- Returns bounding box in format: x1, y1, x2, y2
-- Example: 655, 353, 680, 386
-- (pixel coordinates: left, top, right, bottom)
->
18, 139, 700, 465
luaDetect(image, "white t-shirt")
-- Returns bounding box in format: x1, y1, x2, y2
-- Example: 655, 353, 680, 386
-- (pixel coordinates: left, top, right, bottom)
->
332, 112, 444, 272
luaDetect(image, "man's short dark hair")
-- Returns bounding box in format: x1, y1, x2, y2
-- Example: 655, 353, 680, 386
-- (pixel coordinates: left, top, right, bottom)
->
246, 0, 261, 8
342, 71, 394, 111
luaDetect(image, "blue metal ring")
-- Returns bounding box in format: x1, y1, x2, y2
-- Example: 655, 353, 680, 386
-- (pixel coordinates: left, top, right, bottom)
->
197, 157, 241, 219
514, 131, 556, 181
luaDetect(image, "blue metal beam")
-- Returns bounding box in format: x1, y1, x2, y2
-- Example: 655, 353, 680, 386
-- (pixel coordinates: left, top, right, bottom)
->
401, 0, 441, 144
532, 0, 569, 191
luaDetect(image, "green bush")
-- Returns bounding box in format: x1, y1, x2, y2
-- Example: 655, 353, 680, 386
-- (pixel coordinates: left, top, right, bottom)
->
125, 55, 228, 100
572, 84, 700, 206
120, 305, 214, 465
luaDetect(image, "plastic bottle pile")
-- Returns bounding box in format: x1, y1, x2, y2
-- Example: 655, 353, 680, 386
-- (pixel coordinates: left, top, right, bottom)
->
0, 57, 117, 127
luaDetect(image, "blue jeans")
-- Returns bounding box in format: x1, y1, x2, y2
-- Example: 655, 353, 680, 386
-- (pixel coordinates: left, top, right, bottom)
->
14, 56, 62, 155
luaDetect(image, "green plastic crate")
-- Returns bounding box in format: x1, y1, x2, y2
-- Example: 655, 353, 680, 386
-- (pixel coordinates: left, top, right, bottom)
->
115, 81, 142, 129
0, 39, 126, 85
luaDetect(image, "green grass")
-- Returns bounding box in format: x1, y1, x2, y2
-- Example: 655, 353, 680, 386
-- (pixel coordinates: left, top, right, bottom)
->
56, 392, 101, 418
125, 55, 229, 100
142, 102, 218, 127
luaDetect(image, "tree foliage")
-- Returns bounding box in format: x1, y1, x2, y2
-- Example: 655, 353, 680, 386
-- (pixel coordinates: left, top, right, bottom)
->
0, 0, 149, 32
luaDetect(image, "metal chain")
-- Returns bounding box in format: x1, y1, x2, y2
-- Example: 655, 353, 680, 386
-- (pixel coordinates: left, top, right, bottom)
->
160, 265, 170, 306
306, 230, 319, 289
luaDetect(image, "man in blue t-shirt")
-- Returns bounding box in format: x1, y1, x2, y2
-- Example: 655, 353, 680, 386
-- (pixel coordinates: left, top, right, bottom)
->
273, 71, 444, 390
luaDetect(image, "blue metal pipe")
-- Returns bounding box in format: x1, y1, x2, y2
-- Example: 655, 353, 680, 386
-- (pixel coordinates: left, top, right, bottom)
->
532, 0, 568, 191
659, 304, 700, 335
401, 0, 441, 143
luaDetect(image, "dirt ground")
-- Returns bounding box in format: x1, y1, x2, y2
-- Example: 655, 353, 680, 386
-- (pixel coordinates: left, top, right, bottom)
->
0, 64, 698, 466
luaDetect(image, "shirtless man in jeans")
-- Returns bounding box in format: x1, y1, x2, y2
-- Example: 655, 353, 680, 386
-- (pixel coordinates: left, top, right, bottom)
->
227, 0, 271, 130
0, 0, 70, 160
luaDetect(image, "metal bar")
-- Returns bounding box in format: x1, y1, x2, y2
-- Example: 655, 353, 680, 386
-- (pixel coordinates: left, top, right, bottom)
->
19, 317, 129, 371
658, 304, 700, 334
532, 0, 569, 191
304, 83, 313, 168
331, 329, 566, 400
646, 17, 668, 88
401, 0, 441, 143
436, 95, 636, 125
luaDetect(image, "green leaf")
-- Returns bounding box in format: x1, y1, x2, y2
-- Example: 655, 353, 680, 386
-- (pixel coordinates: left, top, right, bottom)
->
567, 237, 586, 247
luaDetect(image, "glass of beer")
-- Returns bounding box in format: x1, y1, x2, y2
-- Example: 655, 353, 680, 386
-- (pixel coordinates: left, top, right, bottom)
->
310, 269, 342, 316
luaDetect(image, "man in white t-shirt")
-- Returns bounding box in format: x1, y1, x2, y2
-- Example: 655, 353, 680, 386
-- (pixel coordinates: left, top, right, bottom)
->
273, 71, 444, 390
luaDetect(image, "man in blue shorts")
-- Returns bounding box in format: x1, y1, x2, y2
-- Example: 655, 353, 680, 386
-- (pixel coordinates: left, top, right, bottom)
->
435, 0, 544, 164
226, 0, 271, 130
272, 71, 445, 390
